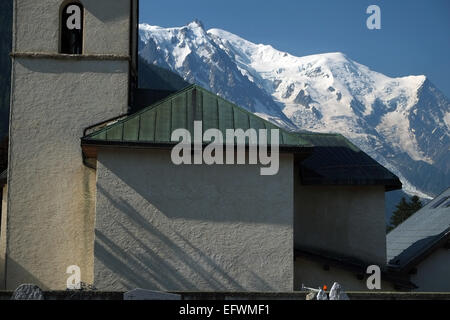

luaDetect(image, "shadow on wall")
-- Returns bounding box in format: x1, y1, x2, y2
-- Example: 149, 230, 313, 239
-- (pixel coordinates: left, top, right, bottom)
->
94, 184, 276, 291
98, 150, 291, 224
84, 1, 129, 22
3, 257, 47, 291
17, 59, 126, 75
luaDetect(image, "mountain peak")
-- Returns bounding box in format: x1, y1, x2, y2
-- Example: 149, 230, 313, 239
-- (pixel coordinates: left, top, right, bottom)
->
188, 19, 205, 30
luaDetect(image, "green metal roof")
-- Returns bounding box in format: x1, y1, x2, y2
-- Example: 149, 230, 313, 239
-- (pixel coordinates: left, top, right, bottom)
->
82, 84, 312, 149
81, 84, 401, 190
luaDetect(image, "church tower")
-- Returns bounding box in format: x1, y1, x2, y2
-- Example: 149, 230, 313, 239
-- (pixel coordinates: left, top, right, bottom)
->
1, 0, 139, 290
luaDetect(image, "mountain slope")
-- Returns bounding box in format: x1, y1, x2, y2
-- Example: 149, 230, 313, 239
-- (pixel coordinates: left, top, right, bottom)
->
138, 55, 191, 91
139, 21, 449, 200
139, 22, 296, 129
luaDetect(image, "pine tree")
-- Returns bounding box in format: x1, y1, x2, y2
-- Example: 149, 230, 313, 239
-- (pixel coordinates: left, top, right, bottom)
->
387, 196, 423, 232
409, 195, 423, 213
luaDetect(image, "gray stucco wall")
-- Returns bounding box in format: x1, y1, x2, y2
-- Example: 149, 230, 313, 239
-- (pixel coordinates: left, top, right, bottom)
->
14, 0, 131, 55
412, 248, 450, 292
6, 58, 128, 290
294, 171, 387, 265
94, 148, 294, 292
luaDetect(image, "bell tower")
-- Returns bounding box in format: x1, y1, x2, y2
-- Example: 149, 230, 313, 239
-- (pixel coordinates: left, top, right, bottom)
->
1, 0, 139, 289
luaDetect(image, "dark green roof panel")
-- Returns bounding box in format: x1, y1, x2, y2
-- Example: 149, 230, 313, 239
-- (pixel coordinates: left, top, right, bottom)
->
139, 110, 156, 141
123, 117, 139, 141
202, 90, 219, 131
218, 99, 234, 134
155, 100, 172, 142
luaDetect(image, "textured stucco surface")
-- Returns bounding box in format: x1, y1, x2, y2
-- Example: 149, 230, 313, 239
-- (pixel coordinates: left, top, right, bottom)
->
294, 257, 395, 291
412, 248, 450, 292
94, 148, 294, 292
6, 58, 128, 290
0, 186, 7, 289
294, 172, 387, 265
14, 0, 131, 55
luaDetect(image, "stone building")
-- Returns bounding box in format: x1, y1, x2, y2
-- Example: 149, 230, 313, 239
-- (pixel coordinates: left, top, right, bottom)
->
387, 188, 450, 292
0, 0, 414, 292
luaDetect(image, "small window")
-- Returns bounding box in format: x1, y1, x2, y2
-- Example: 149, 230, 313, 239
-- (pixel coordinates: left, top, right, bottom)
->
431, 196, 450, 209
60, 2, 84, 54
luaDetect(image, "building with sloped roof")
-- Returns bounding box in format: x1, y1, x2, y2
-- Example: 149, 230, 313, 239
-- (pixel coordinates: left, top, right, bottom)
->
387, 188, 450, 291
1, 0, 409, 292
78, 85, 405, 291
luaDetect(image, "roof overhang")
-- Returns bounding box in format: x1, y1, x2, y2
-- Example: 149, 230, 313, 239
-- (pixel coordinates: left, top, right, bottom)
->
300, 174, 402, 192
388, 228, 450, 273
81, 139, 313, 169
295, 247, 417, 290
297, 142, 403, 192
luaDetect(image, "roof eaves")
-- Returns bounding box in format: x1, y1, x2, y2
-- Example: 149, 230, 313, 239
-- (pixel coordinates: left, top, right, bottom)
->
295, 247, 417, 290
300, 176, 402, 190
81, 138, 313, 154
388, 227, 450, 272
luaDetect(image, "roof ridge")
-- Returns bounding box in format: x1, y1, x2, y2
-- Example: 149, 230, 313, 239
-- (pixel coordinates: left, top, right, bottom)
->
298, 132, 343, 137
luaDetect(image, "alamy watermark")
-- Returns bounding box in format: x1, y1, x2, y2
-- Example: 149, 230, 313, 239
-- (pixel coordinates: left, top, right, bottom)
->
366, 5, 381, 30
366, 265, 381, 289
66, 265, 81, 289
66, 5, 82, 30
170, 121, 280, 176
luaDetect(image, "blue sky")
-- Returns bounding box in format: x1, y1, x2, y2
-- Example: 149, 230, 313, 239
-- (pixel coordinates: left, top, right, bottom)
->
140, 0, 450, 97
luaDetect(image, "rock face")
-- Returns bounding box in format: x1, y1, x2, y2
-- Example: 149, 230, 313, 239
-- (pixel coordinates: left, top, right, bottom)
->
11, 284, 44, 300
138, 21, 450, 208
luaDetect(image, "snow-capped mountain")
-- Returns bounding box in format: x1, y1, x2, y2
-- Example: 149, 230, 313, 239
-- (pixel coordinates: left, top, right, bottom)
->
139, 21, 450, 199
